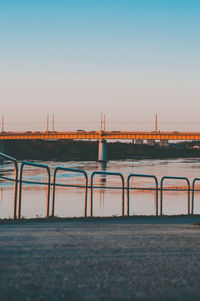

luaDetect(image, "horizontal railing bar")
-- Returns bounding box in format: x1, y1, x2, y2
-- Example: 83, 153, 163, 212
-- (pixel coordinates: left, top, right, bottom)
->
0, 152, 18, 163
17, 179, 50, 186
0, 176, 16, 182
1, 175, 200, 191
128, 187, 193, 191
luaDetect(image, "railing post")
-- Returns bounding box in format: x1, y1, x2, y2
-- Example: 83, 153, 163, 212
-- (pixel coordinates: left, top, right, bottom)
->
191, 178, 200, 215
90, 174, 94, 217
192, 179, 195, 215
51, 170, 56, 218
160, 178, 164, 216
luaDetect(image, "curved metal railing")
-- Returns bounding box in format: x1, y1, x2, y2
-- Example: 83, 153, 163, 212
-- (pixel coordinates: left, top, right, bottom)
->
18, 161, 51, 219
0, 152, 19, 219
127, 174, 159, 216
191, 178, 200, 215
90, 171, 125, 217
51, 167, 88, 218
0, 152, 200, 220
160, 176, 190, 216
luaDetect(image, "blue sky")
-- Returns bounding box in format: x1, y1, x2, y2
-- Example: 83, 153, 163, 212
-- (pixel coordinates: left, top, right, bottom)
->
0, 0, 200, 131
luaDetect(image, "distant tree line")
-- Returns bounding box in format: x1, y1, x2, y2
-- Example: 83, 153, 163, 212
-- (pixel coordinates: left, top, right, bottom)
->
4, 140, 200, 161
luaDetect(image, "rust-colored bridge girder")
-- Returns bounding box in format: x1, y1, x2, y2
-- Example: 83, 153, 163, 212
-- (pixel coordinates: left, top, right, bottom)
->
1, 131, 200, 141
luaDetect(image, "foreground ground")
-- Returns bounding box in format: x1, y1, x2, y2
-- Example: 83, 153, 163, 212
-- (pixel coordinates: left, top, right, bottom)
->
0, 216, 200, 301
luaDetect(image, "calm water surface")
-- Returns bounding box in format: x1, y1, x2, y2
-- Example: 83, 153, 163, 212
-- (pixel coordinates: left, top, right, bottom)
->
1, 158, 200, 218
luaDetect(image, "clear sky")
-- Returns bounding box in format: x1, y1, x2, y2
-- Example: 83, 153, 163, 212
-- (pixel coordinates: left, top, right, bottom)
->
0, 0, 200, 131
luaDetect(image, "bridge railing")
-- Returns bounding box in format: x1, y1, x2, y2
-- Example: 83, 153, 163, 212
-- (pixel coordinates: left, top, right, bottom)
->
1, 153, 200, 220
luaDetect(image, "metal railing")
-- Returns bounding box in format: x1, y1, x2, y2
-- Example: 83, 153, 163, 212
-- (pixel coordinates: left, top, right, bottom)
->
0, 152, 18, 219
191, 178, 200, 215
160, 176, 190, 216
90, 171, 125, 217
51, 167, 88, 218
1, 152, 200, 220
127, 174, 159, 216
18, 161, 51, 219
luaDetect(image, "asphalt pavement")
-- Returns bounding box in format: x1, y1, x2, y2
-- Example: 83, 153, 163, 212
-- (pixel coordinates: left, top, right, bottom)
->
0, 216, 200, 301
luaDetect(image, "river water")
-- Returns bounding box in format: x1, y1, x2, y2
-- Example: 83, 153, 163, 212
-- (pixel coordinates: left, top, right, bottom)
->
0, 158, 200, 219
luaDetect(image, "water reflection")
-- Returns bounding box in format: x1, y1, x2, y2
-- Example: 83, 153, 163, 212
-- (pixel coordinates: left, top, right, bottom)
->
98, 161, 107, 184
97, 162, 107, 210
0, 187, 3, 204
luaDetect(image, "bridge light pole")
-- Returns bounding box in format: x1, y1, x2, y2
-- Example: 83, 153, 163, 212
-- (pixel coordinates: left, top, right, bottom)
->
155, 113, 158, 132
1, 115, 4, 132
46, 113, 49, 132
0, 115, 5, 152
52, 115, 55, 132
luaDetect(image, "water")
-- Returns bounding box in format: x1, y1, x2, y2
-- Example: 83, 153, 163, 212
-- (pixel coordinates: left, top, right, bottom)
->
1, 158, 200, 219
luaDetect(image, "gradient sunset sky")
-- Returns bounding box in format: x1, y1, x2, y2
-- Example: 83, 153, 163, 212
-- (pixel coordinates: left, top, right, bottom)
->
0, 0, 200, 131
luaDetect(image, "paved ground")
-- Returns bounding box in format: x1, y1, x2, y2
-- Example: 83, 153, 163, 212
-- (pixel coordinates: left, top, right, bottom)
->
0, 216, 200, 301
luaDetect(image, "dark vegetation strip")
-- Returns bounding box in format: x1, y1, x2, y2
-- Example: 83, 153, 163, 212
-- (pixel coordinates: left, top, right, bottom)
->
4, 140, 200, 161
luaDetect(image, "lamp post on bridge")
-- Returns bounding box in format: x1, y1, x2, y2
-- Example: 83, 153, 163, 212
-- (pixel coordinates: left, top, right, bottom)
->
1, 115, 4, 132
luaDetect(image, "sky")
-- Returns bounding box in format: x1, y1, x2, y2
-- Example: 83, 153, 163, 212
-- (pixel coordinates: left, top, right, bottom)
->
0, 0, 200, 132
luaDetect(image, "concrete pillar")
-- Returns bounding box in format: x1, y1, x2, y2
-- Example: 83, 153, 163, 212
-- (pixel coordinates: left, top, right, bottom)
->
135, 139, 143, 144
147, 139, 155, 146
98, 139, 107, 162
0, 141, 5, 153
159, 139, 168, 147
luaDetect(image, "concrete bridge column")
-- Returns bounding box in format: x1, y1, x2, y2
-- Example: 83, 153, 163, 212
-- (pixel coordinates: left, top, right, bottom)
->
159, 139, 168, 147
0, 141, 5, 153
147, 139, 155, 146
98, 139, 107, 162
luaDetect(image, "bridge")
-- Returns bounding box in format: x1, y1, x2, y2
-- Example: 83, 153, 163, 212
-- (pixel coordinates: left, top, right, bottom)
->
1, 130, 200, 162
1, 130, 200, 140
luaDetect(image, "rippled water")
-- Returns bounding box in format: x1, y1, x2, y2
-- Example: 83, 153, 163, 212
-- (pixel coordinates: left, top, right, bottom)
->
1, 158, 200, 218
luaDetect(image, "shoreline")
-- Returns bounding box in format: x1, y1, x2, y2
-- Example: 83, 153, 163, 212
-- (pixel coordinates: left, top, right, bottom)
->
1, 215, 200, 225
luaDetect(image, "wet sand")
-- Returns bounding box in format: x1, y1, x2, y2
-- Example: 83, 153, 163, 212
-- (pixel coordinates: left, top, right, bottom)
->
0, 216, 200, 301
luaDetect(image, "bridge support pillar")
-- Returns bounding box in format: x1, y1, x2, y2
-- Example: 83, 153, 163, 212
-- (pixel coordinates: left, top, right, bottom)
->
0, 141, 5, 153
147, 139, 155, 146
98, 139, 107, 162
159, 139, 168, 147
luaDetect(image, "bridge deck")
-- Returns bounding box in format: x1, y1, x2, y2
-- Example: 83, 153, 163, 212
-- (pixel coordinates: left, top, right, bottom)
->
1, 131, 200, 140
